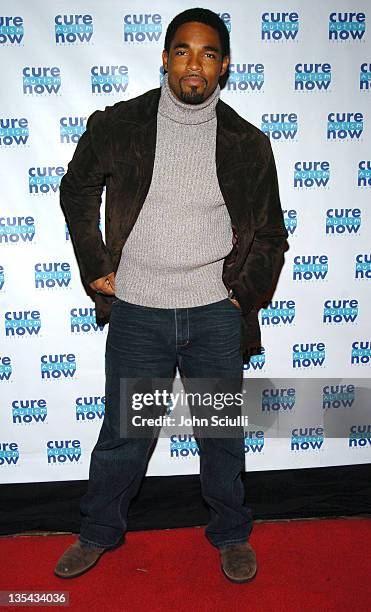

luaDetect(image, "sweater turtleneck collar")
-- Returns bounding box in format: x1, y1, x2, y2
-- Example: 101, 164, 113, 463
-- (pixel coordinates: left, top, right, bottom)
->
158, 73, 220, 125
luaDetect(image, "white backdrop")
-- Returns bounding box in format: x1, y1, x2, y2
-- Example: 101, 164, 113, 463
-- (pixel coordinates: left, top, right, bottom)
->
0, 0, 370, 483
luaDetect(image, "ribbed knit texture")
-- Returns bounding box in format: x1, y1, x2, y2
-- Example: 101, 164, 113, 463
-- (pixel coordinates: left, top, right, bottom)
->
114, 73, 233, 308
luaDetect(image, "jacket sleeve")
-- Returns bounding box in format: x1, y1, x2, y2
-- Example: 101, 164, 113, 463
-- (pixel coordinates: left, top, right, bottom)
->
236, 141, 288, 315
60, 110, 114, 286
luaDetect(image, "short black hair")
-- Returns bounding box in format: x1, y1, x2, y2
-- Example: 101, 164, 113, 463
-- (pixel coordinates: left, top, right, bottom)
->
164, 8, 230, 59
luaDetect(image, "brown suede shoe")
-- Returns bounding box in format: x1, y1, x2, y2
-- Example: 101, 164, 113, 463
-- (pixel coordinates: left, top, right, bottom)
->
54, 540, 106, 579
219, 541, 257, 583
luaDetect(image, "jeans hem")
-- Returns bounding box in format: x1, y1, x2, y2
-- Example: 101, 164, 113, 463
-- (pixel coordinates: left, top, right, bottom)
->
79, 534, 123, 550
212, 536, 250, 549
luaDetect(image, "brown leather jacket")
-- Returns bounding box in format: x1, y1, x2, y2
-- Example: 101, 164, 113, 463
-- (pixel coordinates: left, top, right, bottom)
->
60, 86, 288, 363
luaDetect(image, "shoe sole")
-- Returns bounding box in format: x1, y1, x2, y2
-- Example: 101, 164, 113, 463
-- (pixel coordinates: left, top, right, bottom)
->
54, 552, 105, 579
221, 564, 257, 584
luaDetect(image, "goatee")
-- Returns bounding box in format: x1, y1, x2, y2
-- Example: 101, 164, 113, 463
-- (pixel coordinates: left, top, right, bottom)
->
180, 85, 205, 105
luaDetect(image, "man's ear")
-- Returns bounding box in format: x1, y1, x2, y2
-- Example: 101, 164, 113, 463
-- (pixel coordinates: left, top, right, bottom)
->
220, 55, 230, 77
162, 49, 169, 72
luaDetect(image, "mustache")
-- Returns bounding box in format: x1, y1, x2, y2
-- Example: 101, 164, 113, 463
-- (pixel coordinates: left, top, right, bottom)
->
181, 74, 207, 85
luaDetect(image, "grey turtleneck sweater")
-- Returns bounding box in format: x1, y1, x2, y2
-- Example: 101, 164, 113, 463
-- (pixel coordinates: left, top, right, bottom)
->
114, 73, 233, 308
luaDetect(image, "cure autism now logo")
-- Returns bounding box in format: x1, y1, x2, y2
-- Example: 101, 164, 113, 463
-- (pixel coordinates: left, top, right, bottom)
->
284, 209, 297, 235
327, 112, 363, 140
76, 396, 105, 421
243, 347, 266, 372
123, 13, 162, 43
261, 300, 295, 327
60, 117, 86, 144
351, 341, 371, 365
355, 253, 371, 279
294, 161, 330, 188
292, 342, 326, 368
70, 307, 104, 333
35, 262, 71, 289
47, 439, 81, 464
329, 12, 366, 41
228, 63, 264, 92
291, 427, 324, 451
244, 430, 264, 454
5, 311, 41, 338
348, 425, 371, 448
261, 387, 295, 412
326, 208, 361, 235
0, 118, 29, 146
41, 354, 76, 380
170, 434, 199, 458
323, 299, 358, 324
261, 12, 299, 41
293, 255, 328, 281
0, 216, 35, 244
23, 67, 61, 95
261, 113, 298, 141
0, 442, 19, 466
360, 62, 371, 90
358, 161, 371, 187
323, 384, 355, 409
29, 166, 64, 194
295, 63, 331, 91
0, 356, 12, 381
0, 16, 23, 45
55, 14, 93, 44
91, 65, 128, 94
12, 399, 47, 424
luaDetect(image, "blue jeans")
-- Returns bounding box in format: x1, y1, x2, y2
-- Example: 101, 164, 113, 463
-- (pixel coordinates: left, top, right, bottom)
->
79, 297, 253, 549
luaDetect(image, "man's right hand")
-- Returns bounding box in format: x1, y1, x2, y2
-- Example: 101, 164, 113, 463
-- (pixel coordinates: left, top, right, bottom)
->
89, 272, 116, 295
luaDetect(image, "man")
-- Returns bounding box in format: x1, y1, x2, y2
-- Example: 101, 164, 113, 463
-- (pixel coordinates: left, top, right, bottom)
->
55, 8, 288, 583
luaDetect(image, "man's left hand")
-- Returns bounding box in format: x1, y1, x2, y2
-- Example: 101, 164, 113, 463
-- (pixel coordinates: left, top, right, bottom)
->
229, 298, 241, 309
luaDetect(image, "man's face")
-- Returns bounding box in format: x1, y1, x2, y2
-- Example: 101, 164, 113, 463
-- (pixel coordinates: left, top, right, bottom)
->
162, 21, 229, 105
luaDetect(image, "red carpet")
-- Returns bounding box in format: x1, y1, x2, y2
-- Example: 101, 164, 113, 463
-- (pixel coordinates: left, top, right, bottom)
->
0, 518, 370, 611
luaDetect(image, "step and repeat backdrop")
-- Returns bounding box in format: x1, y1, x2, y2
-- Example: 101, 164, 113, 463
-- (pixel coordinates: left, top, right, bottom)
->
1, 0, 370, 483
